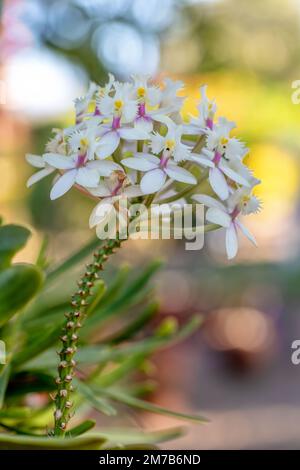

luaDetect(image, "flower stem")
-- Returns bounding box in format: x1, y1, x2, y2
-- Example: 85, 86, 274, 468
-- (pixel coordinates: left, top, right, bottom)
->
53, 237, 121, 436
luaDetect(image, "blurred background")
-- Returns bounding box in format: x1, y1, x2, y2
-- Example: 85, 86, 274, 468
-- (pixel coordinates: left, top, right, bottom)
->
1, 0, 300, 449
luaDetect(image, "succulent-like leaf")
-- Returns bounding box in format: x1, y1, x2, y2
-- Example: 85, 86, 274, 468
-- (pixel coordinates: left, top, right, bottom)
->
0, 433, 107, 450
0, 264, 44, 327
0, 225, 31, 270
97, 387, 208, 423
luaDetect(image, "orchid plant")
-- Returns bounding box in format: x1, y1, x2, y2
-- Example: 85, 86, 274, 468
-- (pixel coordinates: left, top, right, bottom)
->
25, 74, 261, 438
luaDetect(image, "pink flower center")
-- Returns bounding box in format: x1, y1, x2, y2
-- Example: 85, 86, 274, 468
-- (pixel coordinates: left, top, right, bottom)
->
230, 206, 240, 220
112, 115, 121, 130
212, 150, 222, 166
138, 102, 146, 117
76, 153, 87, 167
160, 154, 170, 169
206, 117, 213, 130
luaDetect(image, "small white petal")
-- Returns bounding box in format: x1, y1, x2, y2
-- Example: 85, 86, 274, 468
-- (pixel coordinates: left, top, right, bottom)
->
140, 169, 167, 194
209, 167, 229, 200
89, 199, 114, 228
191, 155, 214, 168
26, 167, 54, 187
89, 182, 111, 197
26, 154, 45, 168
87, 160, 122, 176
50, 169, 77, 199
123, 185, 144, 198
236, 220, 257, 246
121, 156, 158, 172
135, 117, 153, 134
44, 153, 75, 170
219, 162, 250, 187
119, 127, 149, 140
76, 168, 99, 188
206, 207, 231, 228
96, 131, 120, 159
165, 164, 196, 184
192, 194, 226, 210
226, 223, 239, 259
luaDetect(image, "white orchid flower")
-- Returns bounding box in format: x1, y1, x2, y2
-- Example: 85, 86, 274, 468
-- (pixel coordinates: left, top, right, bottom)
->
98, 81, 137, 124
68, 128, 99, 161
160, 78, 185, 115
150, 116, 191, 163
74, 82, 98, 124
95, 81, 149, 159
184, 85, 217, 135
193, 188, 260, 259
192, 118, 250, 200
121, 152, 197, 194
43, 151, 121, 200
26, 154, 55, 187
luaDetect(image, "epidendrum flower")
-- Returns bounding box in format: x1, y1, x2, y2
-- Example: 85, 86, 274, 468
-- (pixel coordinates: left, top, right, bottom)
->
26, 73, 262, 260
193, 188, 261, 259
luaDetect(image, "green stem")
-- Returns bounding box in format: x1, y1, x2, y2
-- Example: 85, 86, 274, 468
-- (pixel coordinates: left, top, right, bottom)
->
53, 237, 122, 436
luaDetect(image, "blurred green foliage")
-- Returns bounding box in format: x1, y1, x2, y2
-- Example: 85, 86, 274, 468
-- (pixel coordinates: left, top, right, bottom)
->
0, 220, 204, 449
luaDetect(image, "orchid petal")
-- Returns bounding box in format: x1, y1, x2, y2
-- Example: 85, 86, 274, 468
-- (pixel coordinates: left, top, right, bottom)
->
89, 199, 114, 228
96, 131, 120, 159
209, 167, 229, 200
140, 169, 167, 194
26, 167, 54, 187
165, 164, 197, 184
236, 220, 257, 246
121, 156, 158, 172
119, 128, 149, 140
192, 194, 226, 211
87, 160, 122, 176
76, 168, 99, 188
206, 207, 231, 228
219, 162, 250, 187
50, 169, 77, 200
191, 155, 214, 168
226, 223, 239, 259
26, 154, 45, 168
44, 153, 75, 170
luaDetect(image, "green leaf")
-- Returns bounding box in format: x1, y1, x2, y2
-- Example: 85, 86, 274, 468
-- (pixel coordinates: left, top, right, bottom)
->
93, 264, 131, 311
0, 264, 44, 327
98, 388, 208, 423
0, 407, 31, 420
0, 225, 31, 269
66, 419, 96, 437
0, 364, 11, 408
0, 433, 107, 450
108, 302, 159, 344
22, 315, 203, 370
92, 427, 184, 447
85, 261, 162, 330
75, 379, 117, 417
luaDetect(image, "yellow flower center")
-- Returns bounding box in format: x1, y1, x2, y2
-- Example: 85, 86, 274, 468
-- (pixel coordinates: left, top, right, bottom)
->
137, 87, 146, 98
114, 99, 124, 111
241, 195, 250, 206
79, 137, 89, 148
165, 139, 175, 151
220, 137, 229, 146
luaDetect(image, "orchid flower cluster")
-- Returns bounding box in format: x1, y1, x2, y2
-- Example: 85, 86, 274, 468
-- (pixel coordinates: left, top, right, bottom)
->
26, 74, 261, 259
